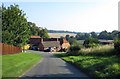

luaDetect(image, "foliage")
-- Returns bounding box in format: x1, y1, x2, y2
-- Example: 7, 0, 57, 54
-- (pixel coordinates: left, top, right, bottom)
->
80, 44, 114, 56
75, 33, 90, 40
39, 28, 49, 38
68, 38, 78, 45
61, 55, 120, 78
2, 4, 30, 47
28, 22, 41, 36
28, 22, 49, 38
67, 45, 81, 55
83, 37, 100, 48
56, 44, 119, 78
114, 38, 120, 54
90, 32, 98, 38
75, 30, 119, 40
2, 52, 42, 77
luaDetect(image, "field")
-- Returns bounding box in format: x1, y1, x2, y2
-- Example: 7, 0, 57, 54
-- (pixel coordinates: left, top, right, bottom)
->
48, 33, 76, 38
2, 52, 42, 77
55, 45, 120, 78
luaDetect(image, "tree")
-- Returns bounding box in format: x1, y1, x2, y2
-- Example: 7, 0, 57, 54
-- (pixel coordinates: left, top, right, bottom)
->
83, 37, 99, 48
28, 22, 42, 36
39, 28, 49, 38
98, 30, 108, 39
84, 33, 90, 39
114, 32, 120, 54
111, 30, 119, 39
90, 32, 97, 38
65, 35, 70, 41
2, 4, 30, 47
28, 22, 41, 36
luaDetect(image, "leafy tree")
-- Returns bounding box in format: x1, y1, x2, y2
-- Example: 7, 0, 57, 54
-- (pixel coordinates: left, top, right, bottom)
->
28, 22, 49, 38
67, 45, 81, 55
98, 30, 108, 39
90, 32, 97, 38
114, 32, 120, 54
28, 22, 41, 36
83, 37, 100, 48
2, 4, 30, 47
39, 28, 49, 38
76, 33, 85, 40
111, 30, 119, 39
65, 35, 70, 41
84, 33, 90, 39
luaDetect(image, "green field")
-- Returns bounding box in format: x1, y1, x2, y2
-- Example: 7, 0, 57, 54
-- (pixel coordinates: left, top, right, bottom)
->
2, 52, 42, 77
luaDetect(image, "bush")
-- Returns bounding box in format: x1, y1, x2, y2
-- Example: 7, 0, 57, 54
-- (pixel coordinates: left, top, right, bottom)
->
83, 37, 99, 48
67, 45, 81, 55
114, 38, 120, 54
80, 44, 114, 56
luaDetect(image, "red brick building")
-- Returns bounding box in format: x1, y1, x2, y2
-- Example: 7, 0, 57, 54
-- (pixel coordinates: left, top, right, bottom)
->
29, 36, 70, 51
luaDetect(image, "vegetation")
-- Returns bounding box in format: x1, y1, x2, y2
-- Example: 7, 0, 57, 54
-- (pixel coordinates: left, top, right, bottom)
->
67, 45, 81, 55
114, 34, 120, 55
2, 52, 42, 77
28, 22, 49, 38
74, 30, 119, 40
83, 37, 100, 48
61, 55, 120, 78
2, 4, 30, 47
55, 44, 120, 78
2, 4, 50, 47
80, 44, 114, 56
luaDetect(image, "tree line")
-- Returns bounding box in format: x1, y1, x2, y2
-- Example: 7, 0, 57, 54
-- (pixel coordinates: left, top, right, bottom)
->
75, 30, 119, 40
2, 4, 49, 47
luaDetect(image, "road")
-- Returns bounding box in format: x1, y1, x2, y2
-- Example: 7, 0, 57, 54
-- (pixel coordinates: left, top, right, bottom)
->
20, 50, 90, 79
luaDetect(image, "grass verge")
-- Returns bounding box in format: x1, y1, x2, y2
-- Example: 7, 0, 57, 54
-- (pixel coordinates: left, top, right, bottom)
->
2, 52, 42, 77
55, 53, 120, 79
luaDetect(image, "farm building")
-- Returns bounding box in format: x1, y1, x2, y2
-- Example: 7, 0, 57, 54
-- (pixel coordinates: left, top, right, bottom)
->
29, 36, 70, 52
98, 40, 114, 44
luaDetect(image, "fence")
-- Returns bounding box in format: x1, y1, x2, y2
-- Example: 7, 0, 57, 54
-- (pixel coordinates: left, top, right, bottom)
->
0, 43, 22, 55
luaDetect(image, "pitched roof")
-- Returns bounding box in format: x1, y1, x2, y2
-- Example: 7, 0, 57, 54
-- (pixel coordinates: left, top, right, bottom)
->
30, 36, 41, 38
42, 41, 60, 48
62, 42, 70, 49
98, 40, 113, 43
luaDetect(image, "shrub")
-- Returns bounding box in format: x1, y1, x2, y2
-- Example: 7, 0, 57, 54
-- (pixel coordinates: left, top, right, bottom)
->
114, 38, 120, 54
67, 45, 81, 55
80, 44, 114, 56
83, 37, 99, 48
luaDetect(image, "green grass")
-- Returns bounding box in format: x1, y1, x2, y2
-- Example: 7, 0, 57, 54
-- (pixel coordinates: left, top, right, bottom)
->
56, 53, 120, 78
2, 52, 42, 77
55, 44, 120, 79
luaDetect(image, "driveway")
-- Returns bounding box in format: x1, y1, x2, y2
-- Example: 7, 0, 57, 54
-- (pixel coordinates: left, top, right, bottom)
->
21, 50, 90, 79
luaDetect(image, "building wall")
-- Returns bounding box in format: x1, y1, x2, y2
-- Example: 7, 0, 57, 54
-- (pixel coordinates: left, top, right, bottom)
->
29, 38, 41, 44
43, 38, 58, 41
38, 43, 44, 51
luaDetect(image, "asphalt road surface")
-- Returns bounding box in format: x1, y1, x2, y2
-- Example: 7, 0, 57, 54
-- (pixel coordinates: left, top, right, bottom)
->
20, 50, 90, 79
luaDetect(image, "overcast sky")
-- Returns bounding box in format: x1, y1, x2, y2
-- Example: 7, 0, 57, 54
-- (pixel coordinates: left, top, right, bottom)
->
1, 0, 120, 32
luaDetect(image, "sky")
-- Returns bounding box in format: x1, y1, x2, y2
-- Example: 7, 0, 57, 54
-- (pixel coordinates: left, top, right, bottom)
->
1, 0, 120, 32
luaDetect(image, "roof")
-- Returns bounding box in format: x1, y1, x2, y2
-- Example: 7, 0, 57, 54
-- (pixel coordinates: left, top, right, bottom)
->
98, 40, 113, 43
30, 36, 41, 38
62, 42, 70, 49
42, 41, 60, 48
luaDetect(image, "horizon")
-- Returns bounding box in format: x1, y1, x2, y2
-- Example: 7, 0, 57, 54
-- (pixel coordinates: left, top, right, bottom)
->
2, 0, 120, 32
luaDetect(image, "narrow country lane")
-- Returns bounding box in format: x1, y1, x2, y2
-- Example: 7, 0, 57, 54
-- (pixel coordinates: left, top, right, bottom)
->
20, 50, 90, 79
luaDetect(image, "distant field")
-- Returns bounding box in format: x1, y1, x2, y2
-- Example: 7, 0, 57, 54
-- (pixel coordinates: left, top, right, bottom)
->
48, 33, 76, 38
